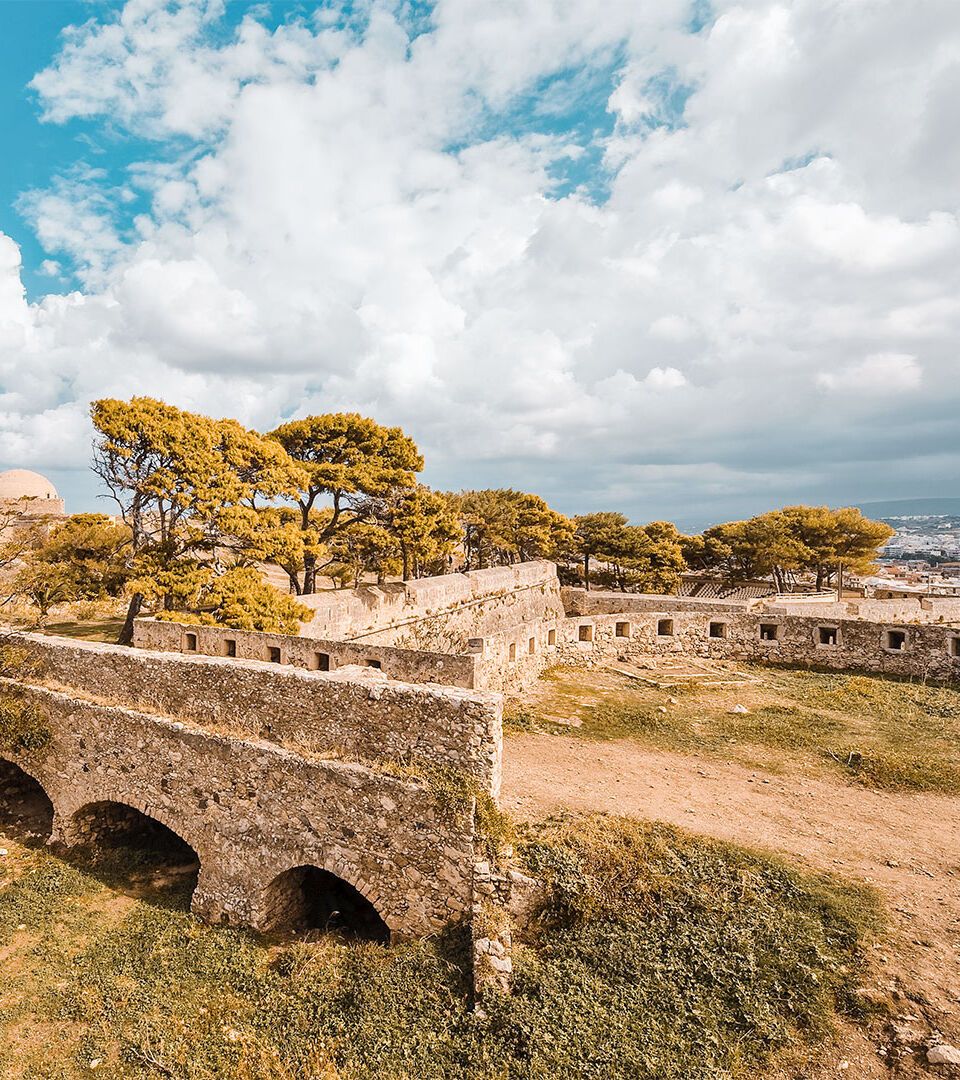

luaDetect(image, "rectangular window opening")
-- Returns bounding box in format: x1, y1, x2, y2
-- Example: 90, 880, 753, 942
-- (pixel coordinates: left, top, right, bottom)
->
547, 629, 557, 646
312, 652, 330, 671
224, 639, 236, 658
615, 621, 631, 638
268, 646, 282, 664
708, 622, 727, 639
818, 626, 838, 647
657, 619, 674, 637
578, 624, 593, 642
759, 624, 779, 642
528, 637, 536, 655
364, 658, 382, 669
508, 643, 517, 662
184, 633, 198, 652
885, 629, 907, 652
950, 637, 960, 658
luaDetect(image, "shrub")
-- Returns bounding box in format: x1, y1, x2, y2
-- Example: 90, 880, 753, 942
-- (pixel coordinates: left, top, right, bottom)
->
0, 694, 51, 753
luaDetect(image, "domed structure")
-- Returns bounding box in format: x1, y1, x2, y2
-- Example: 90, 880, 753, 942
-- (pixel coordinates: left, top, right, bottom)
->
0, 469, 60, 502
0, 469, 66, 519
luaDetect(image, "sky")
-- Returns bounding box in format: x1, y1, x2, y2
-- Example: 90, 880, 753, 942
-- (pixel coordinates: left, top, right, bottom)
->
0, 0, 958, 532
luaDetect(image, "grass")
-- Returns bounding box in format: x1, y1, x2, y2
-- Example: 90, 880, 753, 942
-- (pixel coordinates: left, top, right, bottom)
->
506, 664, 960, 794
39, 618, 125, 644
0, 814, 882, 1079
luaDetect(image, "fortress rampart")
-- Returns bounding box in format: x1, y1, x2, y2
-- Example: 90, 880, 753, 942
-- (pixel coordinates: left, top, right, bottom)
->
558, 589, 960, 682
14, 632, 500, 791
298, 561, 565, 650
133, 568, 960, 699
1, 631, 503, 939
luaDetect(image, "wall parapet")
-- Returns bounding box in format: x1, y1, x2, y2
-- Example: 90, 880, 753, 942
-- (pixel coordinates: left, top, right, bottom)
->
4, 630, 502, 795
556, 609, 960, 683
132, 618, 479, 689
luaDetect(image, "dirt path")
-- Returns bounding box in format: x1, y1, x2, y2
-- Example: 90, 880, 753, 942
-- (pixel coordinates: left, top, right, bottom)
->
503, 733, 960, 1044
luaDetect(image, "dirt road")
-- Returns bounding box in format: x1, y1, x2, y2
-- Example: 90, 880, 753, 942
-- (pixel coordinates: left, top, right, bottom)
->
503, 733, 960, 1047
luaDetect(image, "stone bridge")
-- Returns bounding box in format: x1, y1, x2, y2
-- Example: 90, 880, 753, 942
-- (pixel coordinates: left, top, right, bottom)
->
0, 632, 502, 941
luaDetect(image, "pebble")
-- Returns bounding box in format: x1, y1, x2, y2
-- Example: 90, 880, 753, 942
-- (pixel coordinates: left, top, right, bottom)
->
928, 1044, 960, 1066
0, 849, 7, 857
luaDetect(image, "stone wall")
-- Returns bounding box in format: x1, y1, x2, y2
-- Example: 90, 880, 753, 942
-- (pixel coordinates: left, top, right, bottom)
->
301, 562, 566, 651
472, 620, 564, 696
555, 609, 960, 682
2, 679, 475, 937
761, 595, 960, 623
133, 619, 479, 689
562, 587, 752, 617
7, 631, 502, 795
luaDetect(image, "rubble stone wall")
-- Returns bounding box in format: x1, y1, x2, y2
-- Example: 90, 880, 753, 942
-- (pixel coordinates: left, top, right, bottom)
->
6, 631, 502, 794
555, 610, 960, 682
1, 680, 475, 937
300, 562, 566, 651
132, 619, 479, 689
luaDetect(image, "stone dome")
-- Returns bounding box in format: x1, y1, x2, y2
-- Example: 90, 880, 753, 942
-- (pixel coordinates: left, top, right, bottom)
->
0, 468, 60, 502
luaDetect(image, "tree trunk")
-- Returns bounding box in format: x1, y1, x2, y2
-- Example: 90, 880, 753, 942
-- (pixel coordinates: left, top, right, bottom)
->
400, 541, 410, 582
584, 553, 590, 591
815, 565, 824, 591
117, 592, 144, 646
303, 552, 317, 595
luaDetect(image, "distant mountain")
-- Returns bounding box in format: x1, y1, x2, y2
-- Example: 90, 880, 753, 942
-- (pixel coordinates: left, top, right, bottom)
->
857, 497, 960, 518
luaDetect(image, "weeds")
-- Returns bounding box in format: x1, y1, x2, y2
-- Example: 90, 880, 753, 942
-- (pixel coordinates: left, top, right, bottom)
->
0, 813, 881, 1080
0, 693, 51, 753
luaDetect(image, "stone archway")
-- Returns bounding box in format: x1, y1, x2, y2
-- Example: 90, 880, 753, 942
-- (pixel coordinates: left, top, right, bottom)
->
0, 759, 54, 845
260, 864, 391, 943
68, 800, 201, 906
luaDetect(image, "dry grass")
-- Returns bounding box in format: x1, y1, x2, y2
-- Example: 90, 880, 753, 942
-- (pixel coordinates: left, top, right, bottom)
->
506, 664, 960, 793
0, 813, 881, 1080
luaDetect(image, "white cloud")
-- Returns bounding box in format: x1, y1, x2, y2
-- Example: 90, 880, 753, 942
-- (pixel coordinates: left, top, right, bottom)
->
817, 353, 923, 393
3, 0, 960, 520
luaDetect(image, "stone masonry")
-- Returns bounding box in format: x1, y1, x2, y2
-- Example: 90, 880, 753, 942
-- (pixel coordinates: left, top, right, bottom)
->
1, 631, 502, 939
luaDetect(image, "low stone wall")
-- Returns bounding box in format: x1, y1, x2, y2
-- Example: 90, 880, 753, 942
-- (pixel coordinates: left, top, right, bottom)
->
2, 680, 475, 937
7, 631, 502, 794
472, 620, 563, 696
562, 587, 752, 617
761, 595, 960, 624
556, 610, 960, 682
133, 619, 478, 689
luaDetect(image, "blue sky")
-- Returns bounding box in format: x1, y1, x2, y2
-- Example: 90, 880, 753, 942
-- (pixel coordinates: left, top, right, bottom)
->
0, 0, 958, 529
0, 0, 98, 298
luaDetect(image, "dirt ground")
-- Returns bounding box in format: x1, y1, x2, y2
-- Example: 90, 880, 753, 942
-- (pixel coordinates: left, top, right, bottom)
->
503, 730, 960, 1074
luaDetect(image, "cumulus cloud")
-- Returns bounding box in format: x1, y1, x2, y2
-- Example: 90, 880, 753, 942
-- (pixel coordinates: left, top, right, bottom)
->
2, 0, 959, 522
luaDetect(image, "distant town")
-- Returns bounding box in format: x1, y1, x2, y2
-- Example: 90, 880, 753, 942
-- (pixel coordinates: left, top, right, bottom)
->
869, 513, 960, 596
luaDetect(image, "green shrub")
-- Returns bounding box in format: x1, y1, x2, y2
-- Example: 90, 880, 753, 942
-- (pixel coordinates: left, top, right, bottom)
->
0, 693, 51, 753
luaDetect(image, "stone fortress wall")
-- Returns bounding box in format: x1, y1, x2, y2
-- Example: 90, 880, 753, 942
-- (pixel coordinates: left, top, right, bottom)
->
559, 600, 960, 682
6, 560, 960, 974
297, 561, 566, 647
134, 560, 567, 695
137, 562, 960, 696
1, 631, 503, 938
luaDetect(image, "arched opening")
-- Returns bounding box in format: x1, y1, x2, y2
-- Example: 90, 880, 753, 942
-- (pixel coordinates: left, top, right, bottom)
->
70, 801, 199, 908
262, 865, 390, 944
0, 759, 53, 845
